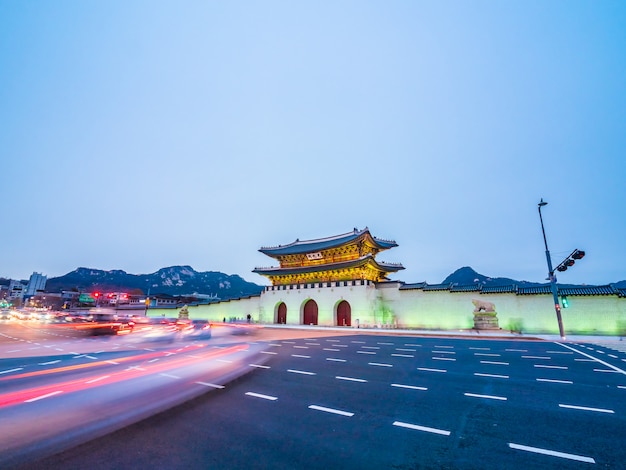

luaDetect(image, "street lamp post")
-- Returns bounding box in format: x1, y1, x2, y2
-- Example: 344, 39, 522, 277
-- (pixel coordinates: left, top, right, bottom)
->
537, 199, 565, 340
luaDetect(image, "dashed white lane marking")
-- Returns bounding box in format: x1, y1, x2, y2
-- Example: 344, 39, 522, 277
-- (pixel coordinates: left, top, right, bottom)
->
377, 342, 394, 345
217, 359, 233, 363
392, 353, 414, 358
326, 339, 340, 342
291, 354, 311, 358
351, 341, 366, 344
546, 351, 573, 354
323, 348, 340, 351
534, 365, 568, 369
293, 346, 309, 349
39, 360, 61, 365
433, 357, 456, 361
418, 367, 446, 373
396, 348, 416, 352
326, 358, 346, 362
480, 361, 509, 365
575, 359, 595, 362
269, 344, 282, 347
432, 350, 455, 354
309, 405, 353, 417
261, 351, 277, 355
537, 378, 573, 384
160, 373, 181, 379
474, 353, 500, 357
126, 366, 146, 371
305, 343, 320, 346
148, 358, 160, 363
282, 341, 295, 344
1, 367, 24, 375
474, 373, 509, 379
249, 364, 270, 369
509, 443, 595, 463
594, 369, 621, 373
357, 351, 376, 355
25, 391, 63, 402
86, 375, 110, 384
288, 369, 316, 375
404, 343, 422, 347
464, 393, 507, 401
393, 421, 450, 436
618, 385, 626, 389
522, 356, 550, 360
106, 360, 120, 365
362, 346, 380, 349
559, 404, 614, 414
469, 347, 490, 351
336, 376, 367, 383
505, 349, 527, 352
608, 354, 618, 358
391, 383, 427, 391
196, 382, 225, 389
434, 345, 454, 349
369, 362, 393, 367
85, 355, 98, 360
246, 392, 277, 401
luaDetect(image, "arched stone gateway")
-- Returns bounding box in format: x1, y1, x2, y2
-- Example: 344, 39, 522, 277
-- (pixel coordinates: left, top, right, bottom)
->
336, 300, 351, 327
302, 299, 318, 325
277, 302, 287, 324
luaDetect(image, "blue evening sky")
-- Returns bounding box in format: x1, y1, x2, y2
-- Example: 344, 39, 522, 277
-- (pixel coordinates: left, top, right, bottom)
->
1, 1, 624, 286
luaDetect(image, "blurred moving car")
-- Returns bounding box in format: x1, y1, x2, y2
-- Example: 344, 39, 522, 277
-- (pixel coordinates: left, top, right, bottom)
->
74, 312, 135, 336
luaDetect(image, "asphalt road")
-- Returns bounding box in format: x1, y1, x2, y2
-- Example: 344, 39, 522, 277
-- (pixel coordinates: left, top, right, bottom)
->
3, 322, 626, 469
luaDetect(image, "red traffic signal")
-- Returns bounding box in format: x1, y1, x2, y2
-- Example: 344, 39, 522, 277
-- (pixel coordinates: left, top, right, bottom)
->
94, 292, 100, 298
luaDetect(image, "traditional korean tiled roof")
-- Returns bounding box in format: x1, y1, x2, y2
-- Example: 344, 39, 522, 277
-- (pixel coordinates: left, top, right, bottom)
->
399, 282, 427, 291
481, 285, 518, 294
252, 254, 404, 276
517, 285, 553, 295
615, 288, 626, 298
450, 284, 482, 292
422, 283, 452, 291
558, 285, 617, 296
258, 227, 398, 257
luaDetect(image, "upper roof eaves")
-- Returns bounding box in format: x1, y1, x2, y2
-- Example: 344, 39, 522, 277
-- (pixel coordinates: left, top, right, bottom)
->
259, 227, 397, 257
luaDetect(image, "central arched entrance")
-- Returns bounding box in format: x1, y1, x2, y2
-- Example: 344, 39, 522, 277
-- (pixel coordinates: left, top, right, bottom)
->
303, 299, 318, 325
336, 300, 351, 326
277, 302, 287, 324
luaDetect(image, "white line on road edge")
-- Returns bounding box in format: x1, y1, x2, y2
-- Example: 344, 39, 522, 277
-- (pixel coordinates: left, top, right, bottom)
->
336, 376, 367, 382
326, 358, 346, 362
308, 405, 354, 416
369, 362, 393, 367
195, 382, 225, 389
0, 367, 23, 375
555, 342, 626, 375
509, 443, 595, 463
25, 391, 63, 402
474, 373, 509, 379
537, 378, 573, 384
559, 404, 614, 414
391, 383, 427, 391
86, 375, 110, 384
288, 369, 316, 375
418, 367, 447, 373
246, 392, 277, 401
393, 421, 450, 436
464, 392, 507, 401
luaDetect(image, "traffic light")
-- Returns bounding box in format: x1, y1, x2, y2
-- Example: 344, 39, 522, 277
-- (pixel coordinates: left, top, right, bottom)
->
572, 250, 585, 260
561, 296, 569, 308
555, 249, 586, 273
94, 292, 100, 298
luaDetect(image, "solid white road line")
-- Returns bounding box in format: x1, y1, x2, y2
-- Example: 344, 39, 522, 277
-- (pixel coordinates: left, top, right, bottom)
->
246, 392, 277, 401
557, 342, 626, 376
288, 369, 316, 375
336, 376, 367, 382
474, 373, 509, 379
537, 378, 573, 384
309, 405, 353, 416
509, 443, 595, 463
326, 358, 346, 362
25, 391, 63, 402
464, 392, 507, 401
369, 362, 393, 367
393, 421, 450, 436
196, 382, 225, 389
391, 383, 427, 391
559, 404, 614, 414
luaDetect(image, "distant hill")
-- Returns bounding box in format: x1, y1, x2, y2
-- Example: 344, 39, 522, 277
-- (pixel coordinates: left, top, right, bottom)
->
44, 266, 264, 300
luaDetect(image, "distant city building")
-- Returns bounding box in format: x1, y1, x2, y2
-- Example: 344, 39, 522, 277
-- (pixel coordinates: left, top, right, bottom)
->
25, 272, 47, 296
8, 279, 26, 300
